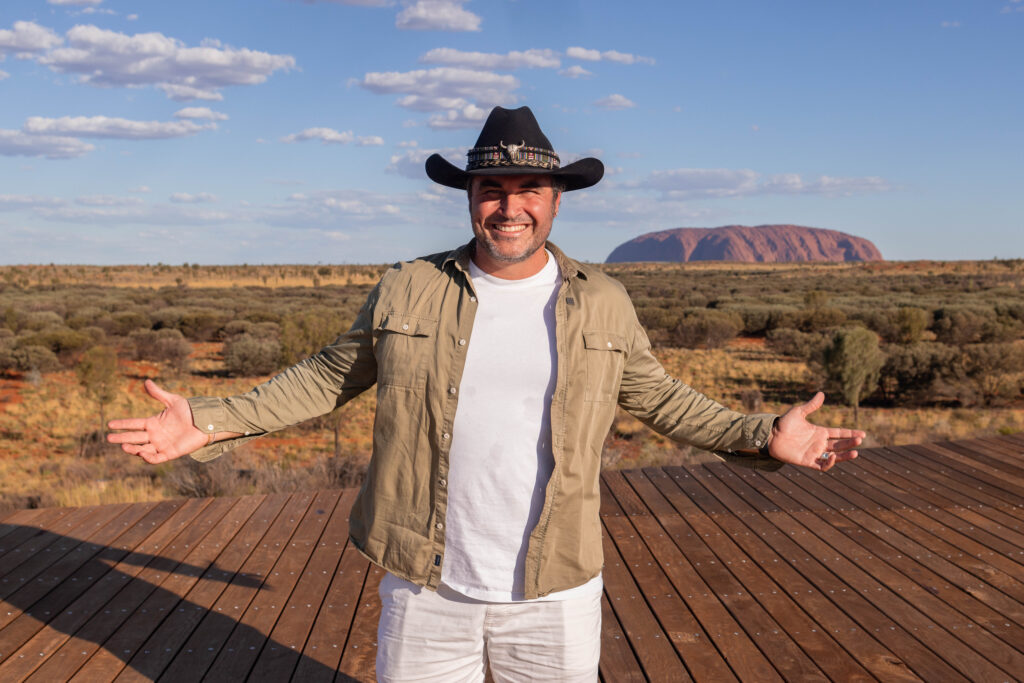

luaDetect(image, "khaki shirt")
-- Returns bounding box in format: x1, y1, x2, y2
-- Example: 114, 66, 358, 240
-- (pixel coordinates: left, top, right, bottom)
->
188, 241, 780, 599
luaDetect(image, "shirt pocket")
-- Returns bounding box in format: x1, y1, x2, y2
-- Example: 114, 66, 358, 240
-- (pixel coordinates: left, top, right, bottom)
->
582, 330, 627, 403
375, 312, 437, 391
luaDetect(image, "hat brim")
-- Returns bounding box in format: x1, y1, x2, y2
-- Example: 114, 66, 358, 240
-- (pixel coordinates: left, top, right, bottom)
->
425, 154, 604, 192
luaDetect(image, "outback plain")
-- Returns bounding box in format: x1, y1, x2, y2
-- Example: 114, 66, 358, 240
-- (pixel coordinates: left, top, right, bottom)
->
1, 258, 1022, 513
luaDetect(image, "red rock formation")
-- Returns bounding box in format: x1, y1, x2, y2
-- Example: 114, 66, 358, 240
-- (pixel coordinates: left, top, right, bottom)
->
605, 225, 883, 263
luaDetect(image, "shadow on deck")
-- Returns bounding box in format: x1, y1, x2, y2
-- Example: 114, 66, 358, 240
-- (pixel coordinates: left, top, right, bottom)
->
1, 434, 1022, 681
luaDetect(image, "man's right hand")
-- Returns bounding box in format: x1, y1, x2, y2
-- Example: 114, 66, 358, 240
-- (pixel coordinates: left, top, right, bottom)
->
107, 380, 211, 464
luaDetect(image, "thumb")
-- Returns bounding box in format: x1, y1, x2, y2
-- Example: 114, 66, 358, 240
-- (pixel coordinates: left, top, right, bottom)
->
799, 391, 825, 417
144, 379, 177, 408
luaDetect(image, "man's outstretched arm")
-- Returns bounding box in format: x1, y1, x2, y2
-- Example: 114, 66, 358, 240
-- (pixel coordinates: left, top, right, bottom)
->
107, 379, 241, 464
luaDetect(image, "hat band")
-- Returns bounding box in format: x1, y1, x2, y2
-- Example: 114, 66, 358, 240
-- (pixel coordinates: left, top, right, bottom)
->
466, 142, 560, 171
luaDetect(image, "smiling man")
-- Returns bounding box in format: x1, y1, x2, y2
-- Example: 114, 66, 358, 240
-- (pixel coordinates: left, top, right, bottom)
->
109, 106, 864, 682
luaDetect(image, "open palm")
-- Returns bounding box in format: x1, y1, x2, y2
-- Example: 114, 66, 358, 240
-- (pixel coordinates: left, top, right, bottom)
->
768, 392, 865, 471
107, 380, 209, 464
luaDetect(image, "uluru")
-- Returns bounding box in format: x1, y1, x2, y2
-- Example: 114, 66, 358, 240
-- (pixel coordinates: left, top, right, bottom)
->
605, 225, 883, 263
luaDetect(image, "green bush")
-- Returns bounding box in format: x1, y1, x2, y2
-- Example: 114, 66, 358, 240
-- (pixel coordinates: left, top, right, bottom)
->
819, 327, 885, 417
130, 328, 192, 371
766, 328, 827, 360
109, 310, 151, 337
935, 343, 1024, 407
880, 343, 956, 404
17, 325, 92, 361
224, 334, 282, 376
669, 309, 743, 349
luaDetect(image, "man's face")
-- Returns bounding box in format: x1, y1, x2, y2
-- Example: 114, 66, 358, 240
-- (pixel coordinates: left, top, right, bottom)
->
469, 174, 561, 278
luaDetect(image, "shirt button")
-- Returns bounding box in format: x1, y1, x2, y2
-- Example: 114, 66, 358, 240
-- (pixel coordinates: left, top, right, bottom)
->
402, 323, 409, 330
435, 522, 444, 530
442, 432, 450, 440
449, 387, 457, 395
755, 440, 762, 447
606, 341, 612, 348
439, 478, 447, 487
458, 339, 466, 346
470, 296, 477, 302
207, 424, 214, 431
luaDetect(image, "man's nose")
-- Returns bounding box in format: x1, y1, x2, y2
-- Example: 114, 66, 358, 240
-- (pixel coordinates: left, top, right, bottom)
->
499, 194, 522, 215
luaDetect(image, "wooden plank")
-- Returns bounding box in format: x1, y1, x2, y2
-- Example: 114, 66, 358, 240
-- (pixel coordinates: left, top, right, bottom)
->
0, 500, 175, 654
730, 463, 1015, 681
665, 465, 964, 682
963, 437, 1024, 473
152, 490, 317, 682
654, 466, 922, 682
247, 489, 354, 681
0, 498, 209, 680
870, 446, 1024, 528
877, 446, 1024, 554
902, 443, 1024, 507
777, 466, 1024, 673
937, 440, 1024, 481
65, 494, 267, 683
103, 493, 292, 683
599, 591, 645, 683
599, 511, 690, 681
24, 497, 240, 682
199, 489, 342, 681
0, 506, 75, 543
336, 562, 384, 682
601, 473, 739, 681
289, 488, 366, 682
1, 504, 129, 602
621, 468, 876, 682
843, 454, 1024, 605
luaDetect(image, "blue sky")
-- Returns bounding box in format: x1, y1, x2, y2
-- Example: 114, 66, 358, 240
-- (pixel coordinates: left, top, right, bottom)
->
1, 0, 1021, 265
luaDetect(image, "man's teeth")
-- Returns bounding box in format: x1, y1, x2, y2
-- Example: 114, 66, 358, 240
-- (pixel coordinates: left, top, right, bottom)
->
492, 224, 528, 233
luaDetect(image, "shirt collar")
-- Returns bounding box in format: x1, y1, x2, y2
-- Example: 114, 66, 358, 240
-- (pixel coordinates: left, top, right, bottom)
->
443, 239, 587, 281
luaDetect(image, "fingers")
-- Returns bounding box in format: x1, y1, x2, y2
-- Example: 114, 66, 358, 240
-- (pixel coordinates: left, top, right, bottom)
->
144, 379, 178, 408
107, 418, 148, 431
799, 391, 825, 417
107, 430, 151, 445
829, 437, 863, 452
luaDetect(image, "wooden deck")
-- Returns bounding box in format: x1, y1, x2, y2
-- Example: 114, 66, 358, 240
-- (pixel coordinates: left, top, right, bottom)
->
1, 434, 1022, 682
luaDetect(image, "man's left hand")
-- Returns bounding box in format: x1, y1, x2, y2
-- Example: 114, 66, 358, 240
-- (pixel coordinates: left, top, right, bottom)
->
768, 392, 865, 471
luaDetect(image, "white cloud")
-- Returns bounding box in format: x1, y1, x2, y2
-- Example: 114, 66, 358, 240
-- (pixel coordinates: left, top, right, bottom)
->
0, 129, 95, 159
559, 65, 592, 79
396, 1, 482, 32
48, 0, 103, 5
0, 194, 67, 210
420, 47, 559, 70
0, 21, 63, 54
358, 67, 519, 109
37, 25, 295, 100
594, 94, 635, 110
158, 84, 225, 101
76, 194, 143, 206
566, 46, 654, 65
170, 192, 218, 203
941, 20, 962, 28
427, 104, 488, 129
128, 185, 151, 193
301, 0, 395, 5
0, 70, 8, 81
640, 168, 891, 198
358, 135, 385, 146
174, 107, 229, 121
24, 115, 214, 139
281, 127, 355, 144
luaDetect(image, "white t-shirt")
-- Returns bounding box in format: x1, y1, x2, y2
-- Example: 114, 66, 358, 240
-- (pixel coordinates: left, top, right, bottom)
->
438, 251, 601, 602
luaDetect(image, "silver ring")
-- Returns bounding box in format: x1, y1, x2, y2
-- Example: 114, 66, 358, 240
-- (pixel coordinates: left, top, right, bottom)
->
818, 452, 830, 462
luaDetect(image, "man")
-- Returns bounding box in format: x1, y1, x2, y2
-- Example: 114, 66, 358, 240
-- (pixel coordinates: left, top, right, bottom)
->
109, 106, 864, 682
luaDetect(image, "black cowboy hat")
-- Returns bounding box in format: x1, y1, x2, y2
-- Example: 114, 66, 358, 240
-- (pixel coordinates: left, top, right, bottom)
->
425, 106, 604, 191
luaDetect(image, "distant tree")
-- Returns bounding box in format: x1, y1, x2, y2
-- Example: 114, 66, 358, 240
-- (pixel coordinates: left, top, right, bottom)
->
820, 328, 884, 421
77, 345, 120, 433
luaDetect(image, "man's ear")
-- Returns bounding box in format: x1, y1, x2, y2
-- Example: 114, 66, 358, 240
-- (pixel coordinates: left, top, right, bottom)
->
553, 191, 561, 217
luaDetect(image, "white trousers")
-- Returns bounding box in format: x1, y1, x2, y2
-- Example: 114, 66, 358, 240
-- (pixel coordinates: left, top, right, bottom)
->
376, 574, 601, 682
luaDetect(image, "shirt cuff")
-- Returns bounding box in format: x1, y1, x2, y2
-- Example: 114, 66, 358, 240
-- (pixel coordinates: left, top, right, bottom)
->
713, 413, 783, 471
187, 396, 264, 462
